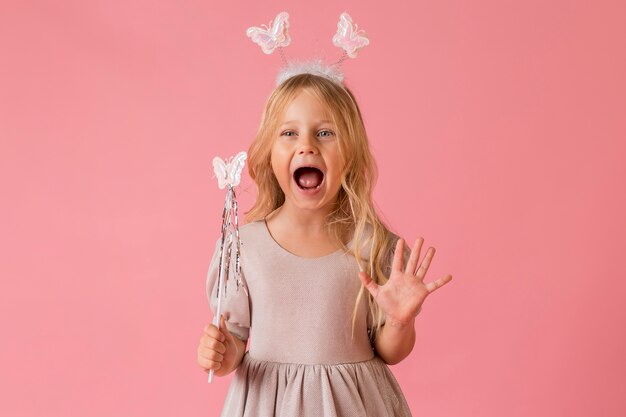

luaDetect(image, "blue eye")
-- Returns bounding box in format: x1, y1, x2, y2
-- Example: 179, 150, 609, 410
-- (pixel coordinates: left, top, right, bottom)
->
280, 130, 335, 138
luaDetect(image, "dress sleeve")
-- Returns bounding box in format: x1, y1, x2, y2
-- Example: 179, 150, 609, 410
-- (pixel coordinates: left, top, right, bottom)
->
205, 237, 251, 342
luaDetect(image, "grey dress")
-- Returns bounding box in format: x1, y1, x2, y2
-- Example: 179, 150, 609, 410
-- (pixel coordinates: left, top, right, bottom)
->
206, 219, 412, 416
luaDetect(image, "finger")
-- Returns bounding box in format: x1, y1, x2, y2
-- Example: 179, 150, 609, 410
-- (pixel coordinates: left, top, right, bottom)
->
358, 271, 380, 298
200, 335, 226, 354
220, 315, 237, 345
199, 358, 222, 371
415, 247, 436, 281
204, 324, 226, 342
405, 237, 424, 276
391, 238, 404, 273
199, 345, 225, 362
425, 274, 453, 293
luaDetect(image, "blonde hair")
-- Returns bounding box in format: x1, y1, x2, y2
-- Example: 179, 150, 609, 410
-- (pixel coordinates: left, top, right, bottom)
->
245, 73, 398, 343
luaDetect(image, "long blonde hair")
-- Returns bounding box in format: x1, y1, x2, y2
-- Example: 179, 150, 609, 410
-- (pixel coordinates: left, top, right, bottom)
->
245, 73, 398, 342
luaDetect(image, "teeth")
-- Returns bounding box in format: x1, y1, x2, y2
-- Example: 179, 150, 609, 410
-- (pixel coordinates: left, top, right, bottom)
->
297, 183, 321, 190
295, 179, 322, 190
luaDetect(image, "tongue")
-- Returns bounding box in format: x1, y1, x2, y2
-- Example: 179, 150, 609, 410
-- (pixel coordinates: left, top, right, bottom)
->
296, 168, 323, 188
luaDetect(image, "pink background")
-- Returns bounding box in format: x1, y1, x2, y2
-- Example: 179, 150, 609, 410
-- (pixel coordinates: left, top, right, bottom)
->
1, 1, 625, 416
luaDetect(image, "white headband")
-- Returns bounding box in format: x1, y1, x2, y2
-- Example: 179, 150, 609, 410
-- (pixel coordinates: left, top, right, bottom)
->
246, 11, 370, 86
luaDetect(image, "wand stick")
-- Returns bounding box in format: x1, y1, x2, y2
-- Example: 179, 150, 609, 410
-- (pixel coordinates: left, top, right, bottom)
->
208, 152, 247, 384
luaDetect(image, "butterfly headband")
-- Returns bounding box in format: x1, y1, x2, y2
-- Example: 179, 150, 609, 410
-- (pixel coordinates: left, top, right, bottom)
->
246, 11, 370, 86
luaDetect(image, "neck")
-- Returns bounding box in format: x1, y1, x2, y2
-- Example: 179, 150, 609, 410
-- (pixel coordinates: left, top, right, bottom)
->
268, 200, 334, 234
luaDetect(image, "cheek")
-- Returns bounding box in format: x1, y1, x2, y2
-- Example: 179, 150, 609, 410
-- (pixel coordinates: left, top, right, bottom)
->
269, 147, 290, 182
327, 153, 345, 182
269, 156, 280, 182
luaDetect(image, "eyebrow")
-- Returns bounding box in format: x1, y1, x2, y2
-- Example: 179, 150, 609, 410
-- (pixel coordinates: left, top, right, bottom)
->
280, 119, 334, 127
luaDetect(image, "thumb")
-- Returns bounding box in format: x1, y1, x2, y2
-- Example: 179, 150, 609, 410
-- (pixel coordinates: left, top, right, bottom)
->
358, 271, 379, 298
219, 315, 236, 344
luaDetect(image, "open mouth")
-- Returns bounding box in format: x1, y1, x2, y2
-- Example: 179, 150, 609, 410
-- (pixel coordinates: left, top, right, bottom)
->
293, 166, 325, 190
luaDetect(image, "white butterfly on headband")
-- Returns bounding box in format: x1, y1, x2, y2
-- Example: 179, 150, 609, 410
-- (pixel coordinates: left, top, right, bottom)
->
246, 11, 291, 55
212, 151, 247, 189
332, 12, 370, 58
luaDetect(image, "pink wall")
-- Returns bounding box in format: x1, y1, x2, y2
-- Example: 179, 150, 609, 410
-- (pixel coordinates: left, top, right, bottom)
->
1, 1, 625, 416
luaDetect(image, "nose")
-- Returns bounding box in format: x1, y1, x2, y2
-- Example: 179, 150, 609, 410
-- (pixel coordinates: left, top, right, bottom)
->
297, 133, 319, 155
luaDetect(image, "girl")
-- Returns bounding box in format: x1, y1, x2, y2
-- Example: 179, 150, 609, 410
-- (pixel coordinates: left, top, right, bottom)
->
197, 73, 453, 416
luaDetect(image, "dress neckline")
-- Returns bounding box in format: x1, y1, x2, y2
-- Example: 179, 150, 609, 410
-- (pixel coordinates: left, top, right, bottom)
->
261, 218, 353, 260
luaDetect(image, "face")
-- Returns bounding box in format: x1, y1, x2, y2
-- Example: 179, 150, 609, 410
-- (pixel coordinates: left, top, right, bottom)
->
270, 89, 344, 213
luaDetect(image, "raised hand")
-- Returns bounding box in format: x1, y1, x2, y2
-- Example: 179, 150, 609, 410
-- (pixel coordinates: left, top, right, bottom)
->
358, 237, 453, 327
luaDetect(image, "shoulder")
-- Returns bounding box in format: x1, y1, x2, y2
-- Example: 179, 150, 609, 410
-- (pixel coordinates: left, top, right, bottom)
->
209, 220, 264, 249
237, 219, 265, 239
235, 220, 268, 255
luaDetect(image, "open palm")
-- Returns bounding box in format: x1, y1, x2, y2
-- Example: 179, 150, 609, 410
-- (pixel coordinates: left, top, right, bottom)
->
358, 237, 453, 326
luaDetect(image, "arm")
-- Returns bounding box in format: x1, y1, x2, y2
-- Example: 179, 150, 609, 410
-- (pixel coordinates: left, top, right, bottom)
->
374, 318, 416, 365
374, 237, 418, 365
203, 237, 251, 376
359, 237, 452, 365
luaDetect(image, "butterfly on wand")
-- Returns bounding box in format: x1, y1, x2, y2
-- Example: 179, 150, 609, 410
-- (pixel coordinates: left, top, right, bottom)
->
212, 151, 247, 189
